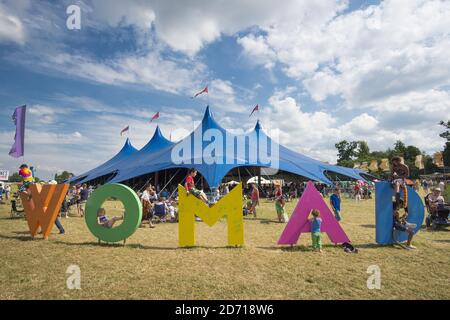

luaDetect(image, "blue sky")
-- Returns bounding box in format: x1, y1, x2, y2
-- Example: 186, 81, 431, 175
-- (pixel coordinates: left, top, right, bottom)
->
0, 0, 449, 180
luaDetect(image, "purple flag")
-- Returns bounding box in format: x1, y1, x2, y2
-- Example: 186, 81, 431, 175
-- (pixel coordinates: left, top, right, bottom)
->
9, 105, 26, 158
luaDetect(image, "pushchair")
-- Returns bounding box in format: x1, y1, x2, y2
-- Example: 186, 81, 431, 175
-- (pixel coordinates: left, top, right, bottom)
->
10, 198, 24, 218
424, 194, 450, 229
60, 197, 70, 218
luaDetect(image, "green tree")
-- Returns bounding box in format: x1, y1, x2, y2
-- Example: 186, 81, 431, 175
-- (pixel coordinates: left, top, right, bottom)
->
356, 141, 370, 159
424, 154, 438, 173
404, 145, 421, 162
8, 173, 40, 183
335, 140, 358, 166
439, 120, 450, 140
8, 173, 22, 183
54, 171, 74, 184
393, 140, 406, 155
439, 120, 450, 166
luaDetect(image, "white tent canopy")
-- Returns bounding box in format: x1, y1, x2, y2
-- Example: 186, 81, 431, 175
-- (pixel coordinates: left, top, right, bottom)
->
225, 180, 240, 186
246, 176, 272, 185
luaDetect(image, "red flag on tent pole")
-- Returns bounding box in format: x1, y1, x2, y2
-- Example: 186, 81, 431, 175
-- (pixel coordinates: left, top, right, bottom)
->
249, 104, 259, 117
120, 126, 129, 136
150, 112, 160, 123
192, 86, 208, 98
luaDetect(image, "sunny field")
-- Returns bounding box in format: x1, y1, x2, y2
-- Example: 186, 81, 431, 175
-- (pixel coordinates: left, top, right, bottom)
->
0, 194, 449, 300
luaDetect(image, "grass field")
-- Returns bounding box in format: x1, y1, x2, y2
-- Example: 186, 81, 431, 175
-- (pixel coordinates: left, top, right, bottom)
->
0, 194, 449, 300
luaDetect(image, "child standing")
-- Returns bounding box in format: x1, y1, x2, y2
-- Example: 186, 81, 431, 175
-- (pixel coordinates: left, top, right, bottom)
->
249, 183, 259, 218
310, 209, 323, 252
274, 182, 287, 222
330, 188, 342, 221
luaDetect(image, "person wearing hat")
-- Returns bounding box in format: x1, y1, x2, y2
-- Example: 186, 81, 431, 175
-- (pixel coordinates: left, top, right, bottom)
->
428, 187, 449, 219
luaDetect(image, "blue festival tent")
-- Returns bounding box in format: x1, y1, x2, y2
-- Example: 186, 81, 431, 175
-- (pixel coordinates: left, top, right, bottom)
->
71, 107, 368, 187
70, 138, 138, 184
71, 126, 173, 184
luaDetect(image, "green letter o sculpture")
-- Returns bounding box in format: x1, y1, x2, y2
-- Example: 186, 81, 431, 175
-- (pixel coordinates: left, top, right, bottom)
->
85, 184, 142, 243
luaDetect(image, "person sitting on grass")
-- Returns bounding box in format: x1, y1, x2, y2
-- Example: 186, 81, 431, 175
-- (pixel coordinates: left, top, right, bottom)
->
330, 188, 342, 221
393, 201, 417, 250
310, 209, 323, 253
97, 208, 123, 229
185, 168, 209, 205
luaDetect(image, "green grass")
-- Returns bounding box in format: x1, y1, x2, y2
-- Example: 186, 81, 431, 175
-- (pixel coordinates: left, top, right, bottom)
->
0, 194, 449, 300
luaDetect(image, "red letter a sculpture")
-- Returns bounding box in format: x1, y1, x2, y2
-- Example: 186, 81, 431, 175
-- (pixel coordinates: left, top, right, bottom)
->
278, 181, 350, 245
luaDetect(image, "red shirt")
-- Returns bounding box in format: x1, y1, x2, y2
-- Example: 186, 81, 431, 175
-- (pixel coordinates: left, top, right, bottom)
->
275, 189, 283, 200
251, 189, 259, 201
186, 176, 194, 191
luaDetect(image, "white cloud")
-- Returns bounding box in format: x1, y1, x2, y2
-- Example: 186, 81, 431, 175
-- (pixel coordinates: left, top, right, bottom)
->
257, 90, 445, 164
237, 34, 276, 69
0, 3, 26, 44
0, 0, 448, 179
34, 51, 206, 95
237, 0, 450, 108
28, 104, 70, 125
89, 0, 155, 31
87, 0, 347, 56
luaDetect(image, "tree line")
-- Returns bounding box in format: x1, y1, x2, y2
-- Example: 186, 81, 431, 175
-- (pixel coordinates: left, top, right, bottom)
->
335, 119, 450, 179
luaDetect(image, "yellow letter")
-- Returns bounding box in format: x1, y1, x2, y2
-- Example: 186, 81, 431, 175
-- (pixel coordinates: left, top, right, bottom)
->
178, 183, 243, 247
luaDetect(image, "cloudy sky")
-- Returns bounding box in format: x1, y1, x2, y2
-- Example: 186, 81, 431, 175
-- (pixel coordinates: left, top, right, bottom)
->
0, 0, 449, 180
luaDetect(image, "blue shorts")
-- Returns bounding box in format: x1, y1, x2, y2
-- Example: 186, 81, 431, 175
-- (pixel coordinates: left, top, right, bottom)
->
393, 220, 408, 232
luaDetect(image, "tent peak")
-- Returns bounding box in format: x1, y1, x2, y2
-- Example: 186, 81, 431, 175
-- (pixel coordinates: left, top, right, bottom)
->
139, 125, 173, 152
201, 105, 223, 130
203, 105, 212, 120
122, 138, 136, 152
153, 125, 163, 137
254, 120, 262, 131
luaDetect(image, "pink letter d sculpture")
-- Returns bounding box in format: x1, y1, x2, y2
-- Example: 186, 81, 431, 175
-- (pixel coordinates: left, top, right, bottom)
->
278, 181, 350, 245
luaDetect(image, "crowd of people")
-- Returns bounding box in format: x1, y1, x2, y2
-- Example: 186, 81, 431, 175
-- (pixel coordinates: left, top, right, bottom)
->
2, 161, 448, 252
0, 183, 11, 202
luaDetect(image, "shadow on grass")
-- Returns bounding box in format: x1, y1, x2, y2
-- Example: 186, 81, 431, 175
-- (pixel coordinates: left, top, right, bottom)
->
424, 227, 450, 233
0, 216, 25, 221
13, 231, 30, 235
258, 245, 337, 252
360, 224, 375, 229
50, 240, 241, 251
257, 219, 285, 225
433, 239, 450, 243
355, 243, 385, 249
0, 233, 35, 242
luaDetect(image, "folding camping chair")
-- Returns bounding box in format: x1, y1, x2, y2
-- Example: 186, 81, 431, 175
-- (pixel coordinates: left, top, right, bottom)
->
153, 202, 168, 223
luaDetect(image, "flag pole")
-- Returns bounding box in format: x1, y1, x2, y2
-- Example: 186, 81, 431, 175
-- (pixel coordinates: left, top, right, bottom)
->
207, 83, 210, 108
